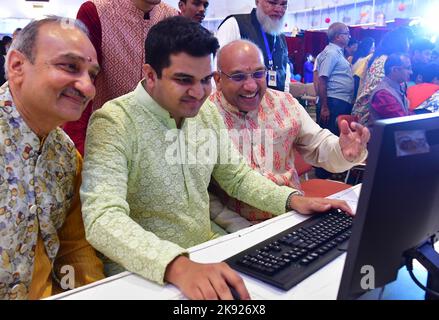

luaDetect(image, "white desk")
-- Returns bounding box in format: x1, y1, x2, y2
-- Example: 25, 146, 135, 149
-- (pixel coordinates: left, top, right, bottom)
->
48, 185, 430, 300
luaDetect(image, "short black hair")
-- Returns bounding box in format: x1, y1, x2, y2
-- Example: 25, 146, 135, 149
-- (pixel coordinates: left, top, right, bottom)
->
2, 35, 12, 44
352, 37, 374, 64
420, 63, 439, 83
348, 38, 359, 47
145, 16, 219, 78
384, 53, 410, 76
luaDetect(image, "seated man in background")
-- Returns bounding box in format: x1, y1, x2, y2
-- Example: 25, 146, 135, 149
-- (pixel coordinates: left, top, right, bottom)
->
369, 53, 413, 127
409, 38, 435, 85
209, 40, 369, 232
0, 16, 104, 300
80, 17, 353, 300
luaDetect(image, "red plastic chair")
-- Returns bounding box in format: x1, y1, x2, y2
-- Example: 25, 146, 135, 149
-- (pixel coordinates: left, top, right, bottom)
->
294, 150, 351, 198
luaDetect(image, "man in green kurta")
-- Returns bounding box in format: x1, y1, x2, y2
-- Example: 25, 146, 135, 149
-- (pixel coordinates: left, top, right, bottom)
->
81, 16, 352, 300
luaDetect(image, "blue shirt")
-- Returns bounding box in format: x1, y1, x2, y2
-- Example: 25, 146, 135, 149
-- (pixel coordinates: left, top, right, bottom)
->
316, 43, 354, 104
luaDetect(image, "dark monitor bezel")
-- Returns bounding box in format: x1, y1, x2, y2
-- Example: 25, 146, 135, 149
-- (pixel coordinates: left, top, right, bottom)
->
337, 113, 439, 300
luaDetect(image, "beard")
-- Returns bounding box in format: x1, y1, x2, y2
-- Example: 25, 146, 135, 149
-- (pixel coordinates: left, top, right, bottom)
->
256, 6, 285, 35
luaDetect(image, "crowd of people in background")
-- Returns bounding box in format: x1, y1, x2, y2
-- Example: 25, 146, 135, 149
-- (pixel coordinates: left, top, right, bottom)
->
350, 27, 439, 126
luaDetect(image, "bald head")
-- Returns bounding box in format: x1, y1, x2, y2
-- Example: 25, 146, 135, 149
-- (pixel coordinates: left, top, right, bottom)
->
215, 40, 267, 113
217, 39, 264, 71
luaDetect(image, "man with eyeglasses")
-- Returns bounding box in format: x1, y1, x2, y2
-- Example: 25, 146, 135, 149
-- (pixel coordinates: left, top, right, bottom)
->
81, 17, 354, 300
216, 0, 290, 93
369, 53, 414, 127
178, 0, 209, 23
209, 40, 369, 232
315, 22, 355, 179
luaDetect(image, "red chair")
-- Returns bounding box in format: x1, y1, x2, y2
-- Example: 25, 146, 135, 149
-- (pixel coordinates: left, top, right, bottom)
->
294, 150, 351, 198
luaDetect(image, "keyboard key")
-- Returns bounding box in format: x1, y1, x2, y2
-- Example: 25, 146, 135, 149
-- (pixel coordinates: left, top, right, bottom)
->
300, 258, 311, 265
306, 243, 318, 250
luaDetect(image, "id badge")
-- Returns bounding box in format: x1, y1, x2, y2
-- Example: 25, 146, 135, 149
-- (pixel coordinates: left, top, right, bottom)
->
268, 70, 277, 87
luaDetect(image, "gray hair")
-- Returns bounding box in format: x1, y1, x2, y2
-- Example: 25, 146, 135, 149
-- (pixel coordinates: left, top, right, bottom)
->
327, 22, 347, 42
4, 16, 89, 80
217, 39, 264, 70
7, 15, 89, 64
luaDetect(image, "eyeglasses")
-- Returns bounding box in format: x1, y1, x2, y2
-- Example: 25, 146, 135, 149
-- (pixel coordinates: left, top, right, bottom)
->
338, 32, 351, 37
219, 69, 267, 82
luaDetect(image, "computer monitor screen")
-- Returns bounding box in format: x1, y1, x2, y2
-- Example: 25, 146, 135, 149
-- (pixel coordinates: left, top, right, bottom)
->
338, 113, 439, 300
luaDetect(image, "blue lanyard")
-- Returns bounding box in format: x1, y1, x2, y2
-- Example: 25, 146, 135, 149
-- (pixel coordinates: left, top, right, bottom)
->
260, 26, 276, 70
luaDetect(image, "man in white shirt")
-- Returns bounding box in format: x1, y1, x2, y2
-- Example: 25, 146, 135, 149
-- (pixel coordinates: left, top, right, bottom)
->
216, 0, 290, 92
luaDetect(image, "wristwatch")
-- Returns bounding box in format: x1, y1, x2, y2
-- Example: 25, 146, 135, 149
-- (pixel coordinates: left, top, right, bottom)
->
286, 192, 301, 212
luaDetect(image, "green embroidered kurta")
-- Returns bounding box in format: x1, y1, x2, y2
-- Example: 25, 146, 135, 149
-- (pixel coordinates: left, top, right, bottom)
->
81, 82, 297, 284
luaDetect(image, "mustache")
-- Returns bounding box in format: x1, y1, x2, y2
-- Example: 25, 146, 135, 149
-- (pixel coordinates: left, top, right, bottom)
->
61, 87, 88, 104
181, 95, 201, 101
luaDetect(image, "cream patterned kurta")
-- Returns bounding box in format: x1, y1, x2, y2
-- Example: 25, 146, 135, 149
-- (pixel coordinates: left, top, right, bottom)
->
0, 85, 77, 299
81, 82, 297, 284
209, 89, 363, 222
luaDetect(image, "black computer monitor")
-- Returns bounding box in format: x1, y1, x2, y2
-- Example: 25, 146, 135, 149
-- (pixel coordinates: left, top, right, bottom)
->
338, 113, 439, 300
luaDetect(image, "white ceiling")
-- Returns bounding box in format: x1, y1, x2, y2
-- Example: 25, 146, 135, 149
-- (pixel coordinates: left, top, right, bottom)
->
0, 0, 318, 19
0, 0, 83, 19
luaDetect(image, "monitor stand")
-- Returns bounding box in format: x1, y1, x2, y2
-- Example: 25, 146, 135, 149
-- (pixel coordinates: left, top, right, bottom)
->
406, 239, 439, 300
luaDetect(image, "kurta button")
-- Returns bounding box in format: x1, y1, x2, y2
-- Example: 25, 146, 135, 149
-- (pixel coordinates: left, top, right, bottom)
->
29, 205, 37, 214
19, 244, 28, 254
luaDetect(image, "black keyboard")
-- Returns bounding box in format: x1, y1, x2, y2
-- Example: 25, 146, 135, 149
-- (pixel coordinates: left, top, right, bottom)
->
225, 208, 353, 291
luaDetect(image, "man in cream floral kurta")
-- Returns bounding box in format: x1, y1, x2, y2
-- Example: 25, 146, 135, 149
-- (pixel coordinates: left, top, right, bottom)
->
0, 17, 103, 300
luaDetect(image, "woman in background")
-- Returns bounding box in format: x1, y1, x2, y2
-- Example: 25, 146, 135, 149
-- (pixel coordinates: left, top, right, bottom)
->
344, 38, 358, 64
352, 37, 375, 100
